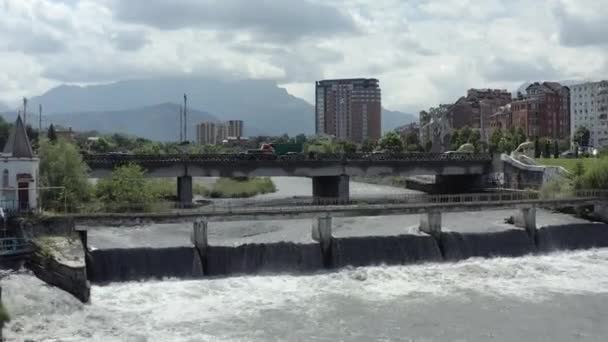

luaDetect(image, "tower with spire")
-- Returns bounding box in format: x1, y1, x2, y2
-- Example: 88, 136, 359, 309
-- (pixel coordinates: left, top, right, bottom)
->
0, 114, 39, 213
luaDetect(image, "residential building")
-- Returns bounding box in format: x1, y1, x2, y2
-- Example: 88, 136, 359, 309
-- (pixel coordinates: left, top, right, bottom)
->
0, 115, 39, 212
444, 88, 511, 141
196, 122, 218, 145
524, 82, 570, 139
55, 127, 75, 141
489, 104, 512, 135
512, 98, 540, 138
196, 120, 245, 145
570, 80, 608, 148
315, 78, 381, 143
227, 120, 243, 138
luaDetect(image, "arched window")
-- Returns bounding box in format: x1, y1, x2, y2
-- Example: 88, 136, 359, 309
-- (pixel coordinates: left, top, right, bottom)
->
2, 169, 8, 189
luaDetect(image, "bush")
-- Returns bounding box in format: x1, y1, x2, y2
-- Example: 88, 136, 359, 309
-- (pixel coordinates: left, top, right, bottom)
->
0, 303, 9, 324
540, 178, 574, 199
577, 157, 608, 189
209, 177, 276, 198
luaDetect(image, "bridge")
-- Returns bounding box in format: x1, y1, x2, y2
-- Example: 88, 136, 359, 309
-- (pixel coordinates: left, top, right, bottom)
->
83, 153, 496, 203
72, 189, 608, 231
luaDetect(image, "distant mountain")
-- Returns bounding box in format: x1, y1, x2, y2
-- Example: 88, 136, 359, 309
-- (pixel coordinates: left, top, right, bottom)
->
26, 77, 315, 136
382, 109, 416, 132
49, 103, 219, 142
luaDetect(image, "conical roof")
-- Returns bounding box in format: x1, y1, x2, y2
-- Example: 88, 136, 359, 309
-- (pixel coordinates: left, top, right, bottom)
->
3, 115, 34, 158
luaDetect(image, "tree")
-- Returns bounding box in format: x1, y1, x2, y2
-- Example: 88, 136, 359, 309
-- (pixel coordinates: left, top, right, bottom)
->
0, 116, 11, 149
489, 129, 503, 154
543, 139, 551, 158
404, 131, 420, 147
337, 140, 357, 153
574, 126, 591, 147
378, 131, 404, 152
39, 139, 91, 211
360, 139, 377, 152
459, 126, 472, 146
554, 140, 559, 159
95, 164, 155, 209
450, 129, 461, 151
468, 130, 481, 151
514, 127, 526, 146
534, 136, 541, 158
294, 134, 307, 145
47, 124, 57, 142
424, 140, 432, 152
419, 110, 431, 125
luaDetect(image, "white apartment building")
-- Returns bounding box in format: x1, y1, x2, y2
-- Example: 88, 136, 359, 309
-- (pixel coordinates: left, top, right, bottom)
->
570, 80, 608, 149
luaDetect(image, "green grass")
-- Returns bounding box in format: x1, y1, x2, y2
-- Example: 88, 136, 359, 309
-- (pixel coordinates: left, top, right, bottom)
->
209, 177, 276, 198
536, 158, 599, 173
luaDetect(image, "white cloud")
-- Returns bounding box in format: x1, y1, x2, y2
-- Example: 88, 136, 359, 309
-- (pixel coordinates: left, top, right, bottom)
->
0, 0, 607, 113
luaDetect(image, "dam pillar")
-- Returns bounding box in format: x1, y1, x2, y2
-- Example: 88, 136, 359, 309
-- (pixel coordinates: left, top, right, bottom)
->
177, 175, 193, 205
192, 218, 208, 275
312, 175, 349, 204
514, 207, 536, 237
312, 215, 333, 267
419, 211, 442, 237
594, 204, 608, 223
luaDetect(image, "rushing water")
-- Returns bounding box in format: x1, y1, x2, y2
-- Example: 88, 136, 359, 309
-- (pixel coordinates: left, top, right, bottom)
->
4, 178, 608, 341
4, 249, 608, 341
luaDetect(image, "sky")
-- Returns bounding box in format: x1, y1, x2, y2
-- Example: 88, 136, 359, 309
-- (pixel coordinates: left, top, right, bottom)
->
1, 0, 607, 113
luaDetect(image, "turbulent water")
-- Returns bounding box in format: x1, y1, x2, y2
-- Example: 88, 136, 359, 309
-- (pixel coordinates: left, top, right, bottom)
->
5, 178, 608, 341
3, 249, 608, 341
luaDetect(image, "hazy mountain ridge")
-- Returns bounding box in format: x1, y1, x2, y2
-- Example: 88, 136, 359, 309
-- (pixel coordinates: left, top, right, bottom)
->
26, 77, 314, 136
5, 77, 416, 140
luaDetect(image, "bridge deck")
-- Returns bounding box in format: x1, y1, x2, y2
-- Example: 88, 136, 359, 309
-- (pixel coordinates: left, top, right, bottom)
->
71, 191, 607, 227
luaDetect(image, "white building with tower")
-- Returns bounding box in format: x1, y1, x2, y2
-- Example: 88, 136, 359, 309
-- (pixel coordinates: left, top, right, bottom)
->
0, 115, 39, 213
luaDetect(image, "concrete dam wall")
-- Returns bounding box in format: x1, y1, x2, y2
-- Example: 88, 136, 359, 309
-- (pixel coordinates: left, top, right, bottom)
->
85, 223, 608, 284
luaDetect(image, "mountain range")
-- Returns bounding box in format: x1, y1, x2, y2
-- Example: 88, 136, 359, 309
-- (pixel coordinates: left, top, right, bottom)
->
3, 77, 416, 140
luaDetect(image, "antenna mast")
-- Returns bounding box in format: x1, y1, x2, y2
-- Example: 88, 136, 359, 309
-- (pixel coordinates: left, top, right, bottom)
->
183, 93, 188, 142
23, 97, 27, 126
179, 105, 183, 142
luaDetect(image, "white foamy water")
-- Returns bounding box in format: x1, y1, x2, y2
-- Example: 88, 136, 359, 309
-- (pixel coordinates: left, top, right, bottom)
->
4, 249, 608, 341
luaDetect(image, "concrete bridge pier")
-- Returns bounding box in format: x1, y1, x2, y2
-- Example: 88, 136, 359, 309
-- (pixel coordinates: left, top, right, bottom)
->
594, 204, 608, 223
312, 215, 333, 267
514, 207, 536, 238
177, 175, 193, 205
312, 175, 349, 203
419, 211, 442, 237
192, 218, 208, 273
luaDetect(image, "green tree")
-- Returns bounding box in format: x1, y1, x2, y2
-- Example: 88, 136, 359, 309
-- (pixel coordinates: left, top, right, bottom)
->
450, 129, 461, 151
534, 136, 541, 158
39, 139, 91, 211
468, 130, 481, 151
459, 126, 472, 146
95, 164, 155, 208
554, 140, 559, 158
514, 127, 526, 146
337, 140, 357, 153
574, 126, 591, 147
378, 131, 404, 152
419, 110, 431, 125
47, 124, 58, 142
404, 131, 420, 147
543, 139, 551, 158
0, 116, 11, 149
489, 129, 503, 154
361, 139, 377, 152
294, 134, 307, 145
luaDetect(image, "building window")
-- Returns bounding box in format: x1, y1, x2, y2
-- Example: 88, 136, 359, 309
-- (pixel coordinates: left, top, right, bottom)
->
2, 170, 8, 189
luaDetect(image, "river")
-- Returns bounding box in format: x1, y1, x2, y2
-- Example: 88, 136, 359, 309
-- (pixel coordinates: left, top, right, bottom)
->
3, 178, 608, 341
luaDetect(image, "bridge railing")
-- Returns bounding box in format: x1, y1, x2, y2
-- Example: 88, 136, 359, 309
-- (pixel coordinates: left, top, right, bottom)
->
0, 237, 33, 257
82, 152, 494, 165
64, 190, 608, 215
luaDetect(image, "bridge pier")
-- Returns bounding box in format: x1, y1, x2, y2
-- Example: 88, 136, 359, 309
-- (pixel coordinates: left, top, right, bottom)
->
312, 215, 333, 267
514, 207, 536, 237
419, 211, 442, 237
192, 218, 208, 273
177, 175, 193, 205
594, 204, 608, 223
312, 175, 349, 203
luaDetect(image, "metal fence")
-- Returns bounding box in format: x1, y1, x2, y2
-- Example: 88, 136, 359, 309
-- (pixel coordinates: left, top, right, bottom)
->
65, 189, 608, 216
0, 237, 33, 257
82, 152, 494, 165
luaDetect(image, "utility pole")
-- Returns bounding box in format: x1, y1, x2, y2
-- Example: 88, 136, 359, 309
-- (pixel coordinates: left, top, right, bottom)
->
183, 93, 188, 142
179, 105, 183, 142
39, 104, 42, 135
22, 97, 27, 126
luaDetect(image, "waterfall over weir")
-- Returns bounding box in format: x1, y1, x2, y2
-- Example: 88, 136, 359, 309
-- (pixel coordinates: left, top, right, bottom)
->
85, 223, 608, 284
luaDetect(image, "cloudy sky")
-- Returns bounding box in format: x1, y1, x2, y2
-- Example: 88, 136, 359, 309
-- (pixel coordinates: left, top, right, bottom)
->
1, 0, 607, 112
